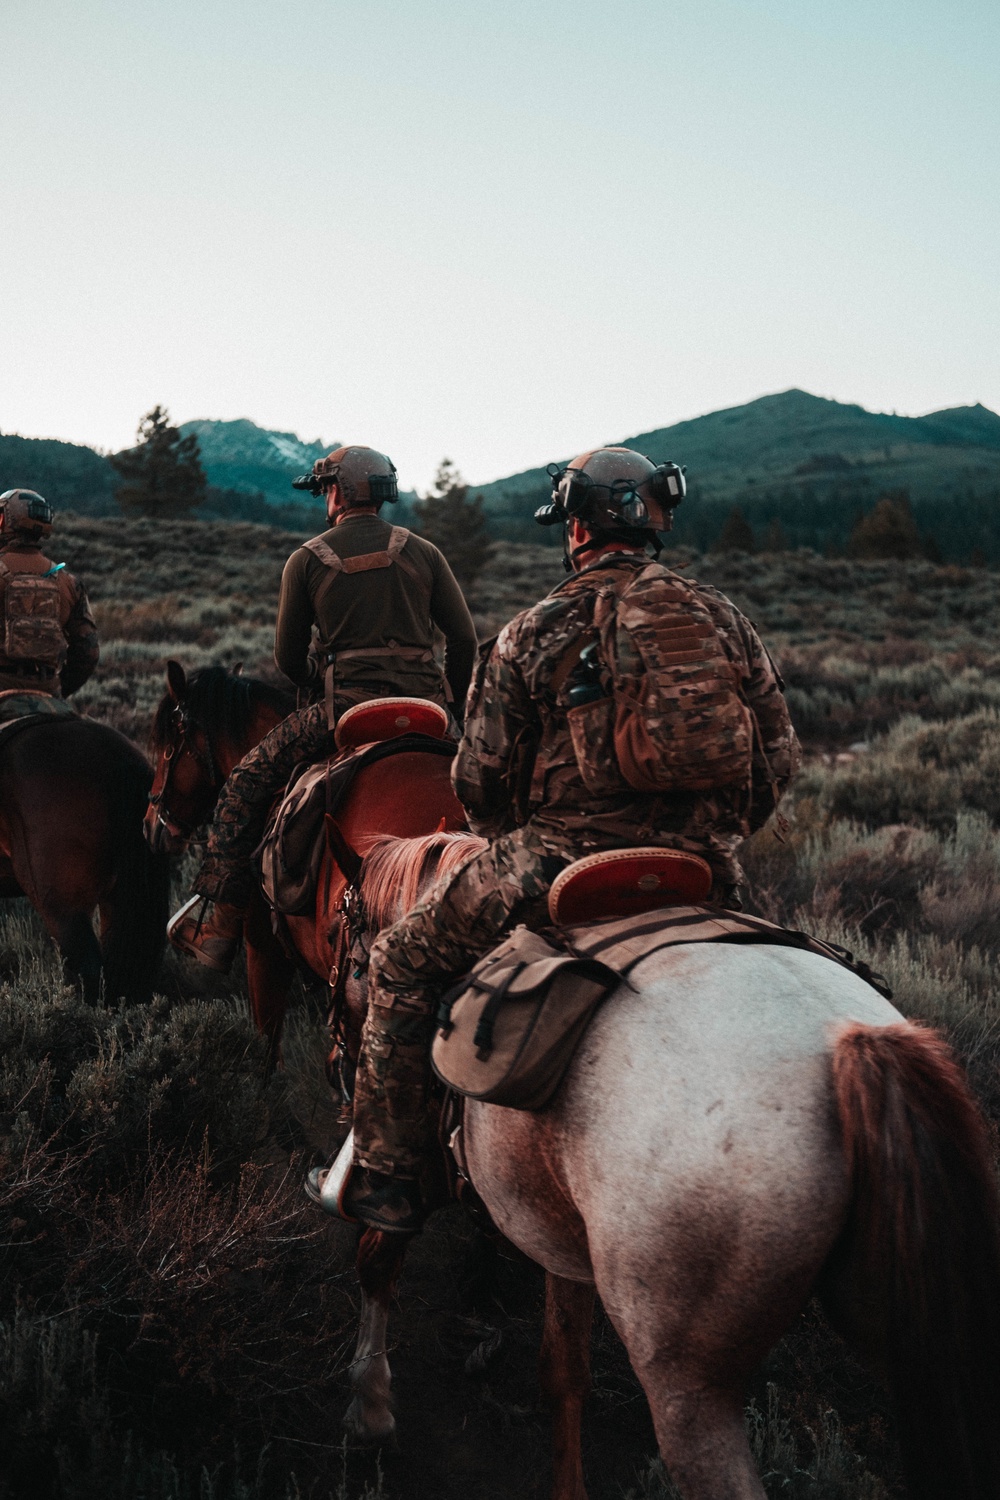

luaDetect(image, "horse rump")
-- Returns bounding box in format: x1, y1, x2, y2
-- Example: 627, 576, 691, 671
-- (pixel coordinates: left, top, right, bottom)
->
829, 1021, 1000, 1500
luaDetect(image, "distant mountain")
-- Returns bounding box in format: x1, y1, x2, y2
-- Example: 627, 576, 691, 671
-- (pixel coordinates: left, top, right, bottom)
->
477, 390, 1000, 556
178, 419, 333, 506
0, 432, 117, 515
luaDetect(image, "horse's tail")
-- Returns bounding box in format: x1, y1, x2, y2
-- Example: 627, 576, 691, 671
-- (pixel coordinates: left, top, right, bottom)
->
831, 1022, 1000, 1500
101, 745, 171, 1002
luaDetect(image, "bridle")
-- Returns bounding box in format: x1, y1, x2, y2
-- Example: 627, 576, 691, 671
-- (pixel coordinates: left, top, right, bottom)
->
148, 701, 227, 843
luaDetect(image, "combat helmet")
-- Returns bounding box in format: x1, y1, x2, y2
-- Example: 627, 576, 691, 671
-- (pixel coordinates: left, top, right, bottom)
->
0, 489, 54, 542
292, 446, 398, 510
536, 448, 686, 534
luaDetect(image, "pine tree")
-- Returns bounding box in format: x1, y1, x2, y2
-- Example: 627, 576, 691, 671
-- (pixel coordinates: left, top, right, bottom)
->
717, 506, 755, 554
413, 458, 492, 590
111, 406, 207, 519
846, 490, 923, 561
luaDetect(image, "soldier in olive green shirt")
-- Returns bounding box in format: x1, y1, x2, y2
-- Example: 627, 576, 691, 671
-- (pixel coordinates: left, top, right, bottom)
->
168, 445, 477, 973
274, 510, 476, 709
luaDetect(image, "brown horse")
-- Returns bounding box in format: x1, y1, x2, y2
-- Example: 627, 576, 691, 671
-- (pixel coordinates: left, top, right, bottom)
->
0, 714, 171, 1001
144, 662, 466, 1050
332, 830, 1000, 1500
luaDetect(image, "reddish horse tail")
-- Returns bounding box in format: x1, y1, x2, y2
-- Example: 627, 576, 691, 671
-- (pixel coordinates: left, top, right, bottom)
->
831, 1023, 1000, 1500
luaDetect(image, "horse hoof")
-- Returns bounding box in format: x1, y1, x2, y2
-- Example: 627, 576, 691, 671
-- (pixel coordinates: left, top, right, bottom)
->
343, 1397, 397, 1446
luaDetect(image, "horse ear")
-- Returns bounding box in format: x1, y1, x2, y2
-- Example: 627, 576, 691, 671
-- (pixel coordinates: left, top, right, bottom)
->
166, 659, 187, 702
231, 661, 244, 677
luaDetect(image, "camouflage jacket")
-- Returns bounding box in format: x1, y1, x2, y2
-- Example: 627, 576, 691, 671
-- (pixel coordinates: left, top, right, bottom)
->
452, 548, 801, 887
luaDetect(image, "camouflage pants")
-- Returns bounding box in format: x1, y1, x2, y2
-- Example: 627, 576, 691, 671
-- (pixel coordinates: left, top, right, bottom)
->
353, 824, 569, 1177
194, 702, 335, 907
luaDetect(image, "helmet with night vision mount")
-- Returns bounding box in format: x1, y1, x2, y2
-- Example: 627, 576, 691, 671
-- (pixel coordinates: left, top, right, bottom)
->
0, 489, 54, 541
535, 447, 685, 533
292, 446, 399, 510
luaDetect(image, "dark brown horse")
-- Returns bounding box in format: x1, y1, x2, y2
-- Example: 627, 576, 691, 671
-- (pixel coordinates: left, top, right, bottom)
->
145, 662, 465, 1050
0, 714, 171, 1001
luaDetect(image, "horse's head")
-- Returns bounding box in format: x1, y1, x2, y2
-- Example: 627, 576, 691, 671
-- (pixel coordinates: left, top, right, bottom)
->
145, 661, 228, 853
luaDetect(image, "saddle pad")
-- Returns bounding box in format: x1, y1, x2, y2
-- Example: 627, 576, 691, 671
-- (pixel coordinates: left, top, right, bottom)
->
547, 847, 713, 924
0, 689, 73, 724
335, 697, 450, 751
0, 692, 76, 756
431, 907, 892, 1113
561, 907, 891, 997
258, 732, 456, 915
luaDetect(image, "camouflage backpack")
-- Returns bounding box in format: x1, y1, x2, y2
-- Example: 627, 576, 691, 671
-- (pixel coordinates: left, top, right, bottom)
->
0, 560, 66, 672
562, 562, 754, 796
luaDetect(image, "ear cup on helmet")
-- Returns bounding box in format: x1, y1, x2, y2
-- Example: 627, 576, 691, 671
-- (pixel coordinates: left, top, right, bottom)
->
647, 462, 687, 509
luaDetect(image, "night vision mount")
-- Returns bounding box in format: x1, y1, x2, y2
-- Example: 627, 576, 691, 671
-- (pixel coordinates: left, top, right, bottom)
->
291, 471, 399, 505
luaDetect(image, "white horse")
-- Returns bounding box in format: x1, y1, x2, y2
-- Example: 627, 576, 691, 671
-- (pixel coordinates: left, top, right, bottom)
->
336, 834, 1000, 1500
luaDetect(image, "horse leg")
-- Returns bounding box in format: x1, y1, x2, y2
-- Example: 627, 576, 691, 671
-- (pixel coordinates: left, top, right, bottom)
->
54, 912, 103, 1003
635, 1376, 764, 1499
539, 1273, 595, 1500
344, 1227, 410, 1443
245, 890, 295, 1063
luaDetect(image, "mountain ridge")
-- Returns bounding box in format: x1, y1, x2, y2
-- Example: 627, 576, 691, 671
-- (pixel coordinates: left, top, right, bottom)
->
474, 389, 1000, 506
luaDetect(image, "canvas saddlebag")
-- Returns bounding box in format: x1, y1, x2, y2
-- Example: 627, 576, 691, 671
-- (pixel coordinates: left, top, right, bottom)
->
258, 733, 459, 916
259, 756, 334, 916
565, 564, 754, 797
0, 564, 65, 671
430, 925, 621, 1110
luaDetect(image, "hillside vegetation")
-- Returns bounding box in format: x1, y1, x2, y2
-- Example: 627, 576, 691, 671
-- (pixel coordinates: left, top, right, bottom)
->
476, 389, 1000, 557
3, 516, 1000, 1496
6, 388, 1000, 558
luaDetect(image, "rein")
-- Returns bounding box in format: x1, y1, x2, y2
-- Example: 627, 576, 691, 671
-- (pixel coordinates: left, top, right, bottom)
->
325, 871, 372, 1105
148, 702, 226, 842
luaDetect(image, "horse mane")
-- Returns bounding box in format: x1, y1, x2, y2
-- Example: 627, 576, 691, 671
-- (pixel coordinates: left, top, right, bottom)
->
362, 831, 488, 928
151, 666, 295, 748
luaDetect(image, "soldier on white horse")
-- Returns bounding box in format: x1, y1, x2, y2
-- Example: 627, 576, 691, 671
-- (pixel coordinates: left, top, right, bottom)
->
313, 446, 799, 1232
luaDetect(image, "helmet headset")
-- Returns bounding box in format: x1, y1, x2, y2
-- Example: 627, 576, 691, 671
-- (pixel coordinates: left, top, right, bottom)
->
534, 449, 686, 568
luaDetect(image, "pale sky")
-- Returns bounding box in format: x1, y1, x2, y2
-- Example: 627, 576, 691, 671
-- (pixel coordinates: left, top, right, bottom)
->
2, 0, 998, 493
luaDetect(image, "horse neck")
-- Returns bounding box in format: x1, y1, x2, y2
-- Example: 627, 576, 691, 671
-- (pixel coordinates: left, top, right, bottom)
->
213, 699, 288, 779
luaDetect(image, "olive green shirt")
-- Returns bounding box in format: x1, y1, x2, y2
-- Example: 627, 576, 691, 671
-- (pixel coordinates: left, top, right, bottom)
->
274, 514, 478, 708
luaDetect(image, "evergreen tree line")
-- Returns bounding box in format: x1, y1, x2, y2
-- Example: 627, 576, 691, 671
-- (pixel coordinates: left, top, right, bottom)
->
667, 479, 1000, 562
710, 491, 948, 562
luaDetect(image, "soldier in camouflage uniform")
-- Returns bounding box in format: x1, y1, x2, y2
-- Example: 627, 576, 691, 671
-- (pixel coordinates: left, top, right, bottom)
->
168, 445, 477, 971
0, 490, 99, 697
313, 448, 801, 1233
